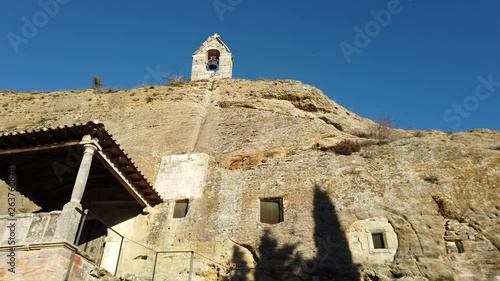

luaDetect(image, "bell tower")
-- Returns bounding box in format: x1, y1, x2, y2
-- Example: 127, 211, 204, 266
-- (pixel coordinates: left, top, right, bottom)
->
191, 33, 233, 81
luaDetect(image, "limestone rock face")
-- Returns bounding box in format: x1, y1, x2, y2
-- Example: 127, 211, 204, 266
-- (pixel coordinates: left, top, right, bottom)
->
0, 79, 499, 280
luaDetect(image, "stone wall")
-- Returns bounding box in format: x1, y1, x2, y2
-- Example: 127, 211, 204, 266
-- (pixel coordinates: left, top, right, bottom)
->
444, 219, 497, 256
191, 34, 233, 80
0, 245, 104, 281
0, 211, 61, 246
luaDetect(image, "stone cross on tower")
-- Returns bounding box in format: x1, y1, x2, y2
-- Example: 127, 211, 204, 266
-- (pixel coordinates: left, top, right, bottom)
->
191, 33, 233, 81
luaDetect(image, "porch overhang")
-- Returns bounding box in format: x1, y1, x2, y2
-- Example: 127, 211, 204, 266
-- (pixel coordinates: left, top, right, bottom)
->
0, 121, 162, 209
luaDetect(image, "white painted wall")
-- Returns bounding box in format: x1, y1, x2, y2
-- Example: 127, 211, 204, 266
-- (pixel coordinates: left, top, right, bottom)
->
154, 154, 209, 200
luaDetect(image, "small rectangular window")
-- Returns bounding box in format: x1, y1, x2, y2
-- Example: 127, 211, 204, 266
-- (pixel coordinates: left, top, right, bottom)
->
173, 200, 189, 218
371, 233, 386, 249
260, 198, 283, 224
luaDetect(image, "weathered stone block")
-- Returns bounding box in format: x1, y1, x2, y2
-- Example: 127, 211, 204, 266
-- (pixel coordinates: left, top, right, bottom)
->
43, 212, 60, 239
26, 214, 49, 242
154, 153, 209, 200
348, 217, 398, 264
54, 202, 83, 244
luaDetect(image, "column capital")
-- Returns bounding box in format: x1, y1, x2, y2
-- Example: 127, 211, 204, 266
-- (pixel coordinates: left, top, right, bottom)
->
80, 135, 102, 153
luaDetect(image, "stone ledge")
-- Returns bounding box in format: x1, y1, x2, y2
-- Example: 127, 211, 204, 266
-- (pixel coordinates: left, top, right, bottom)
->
444, 235, 468, 242
0, 241, 77, 252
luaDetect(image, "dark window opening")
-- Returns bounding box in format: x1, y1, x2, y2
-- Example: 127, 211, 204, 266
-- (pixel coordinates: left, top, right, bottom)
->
260, 198, 283, 224
173, 199, 189, 218
371, 232, 386, 249
206, 49, 220, 71
456, 241, 465, 253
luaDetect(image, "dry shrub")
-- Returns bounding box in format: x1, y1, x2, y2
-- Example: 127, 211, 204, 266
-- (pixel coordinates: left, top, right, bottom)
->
350, 117, 395, 140
413, 130, 425, 137
351, 141, 361, 152
334, 140, 361, 156
369, 117, 393, 140
92, 75, 103, 90
166, 74, 188, 86
352, 130, 370, 138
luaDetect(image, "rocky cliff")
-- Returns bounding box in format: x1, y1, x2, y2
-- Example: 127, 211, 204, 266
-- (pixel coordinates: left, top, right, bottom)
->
0, 79, 499, 280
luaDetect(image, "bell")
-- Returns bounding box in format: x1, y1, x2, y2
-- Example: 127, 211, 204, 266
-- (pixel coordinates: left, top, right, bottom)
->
208, 61, 217, 70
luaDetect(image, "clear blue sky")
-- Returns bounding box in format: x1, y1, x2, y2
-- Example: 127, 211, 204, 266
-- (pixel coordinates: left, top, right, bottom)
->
1, 0, 499, 132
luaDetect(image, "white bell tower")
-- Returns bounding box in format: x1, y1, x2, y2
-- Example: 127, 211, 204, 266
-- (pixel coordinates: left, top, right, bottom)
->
191, 33, 233, 80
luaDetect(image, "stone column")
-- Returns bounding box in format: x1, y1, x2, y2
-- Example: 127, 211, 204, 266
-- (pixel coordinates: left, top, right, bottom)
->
55, 135, 101, 244
69, 142, 98, 204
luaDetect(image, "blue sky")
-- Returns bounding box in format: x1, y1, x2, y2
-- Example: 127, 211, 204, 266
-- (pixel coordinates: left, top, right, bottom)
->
1, 0, 499, 132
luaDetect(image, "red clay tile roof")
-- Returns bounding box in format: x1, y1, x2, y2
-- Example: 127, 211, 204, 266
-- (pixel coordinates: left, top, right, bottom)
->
0, 121, 162, 206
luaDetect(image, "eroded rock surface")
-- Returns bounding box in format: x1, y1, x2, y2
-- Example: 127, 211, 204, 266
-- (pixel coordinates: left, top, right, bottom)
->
0, 79, 498, 280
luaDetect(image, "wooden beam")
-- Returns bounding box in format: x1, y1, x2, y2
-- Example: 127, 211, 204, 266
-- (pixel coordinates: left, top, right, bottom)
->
0, 141, 81, 156
81, 200, 140, 206
94, 151, 148, 208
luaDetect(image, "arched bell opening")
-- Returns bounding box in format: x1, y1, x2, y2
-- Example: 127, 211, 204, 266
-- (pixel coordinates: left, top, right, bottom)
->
206, 49, 220, 71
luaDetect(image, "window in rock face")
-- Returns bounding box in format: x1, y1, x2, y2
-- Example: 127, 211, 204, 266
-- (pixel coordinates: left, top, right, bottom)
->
371, 232, 387, 249
173, 199, 189, 218
260, 198, 283, 224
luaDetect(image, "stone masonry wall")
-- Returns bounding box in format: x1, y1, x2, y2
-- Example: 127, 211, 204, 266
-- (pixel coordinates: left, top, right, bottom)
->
0, 246, 104, 281
191, 35, 233, 81
0, 212, 61, 246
